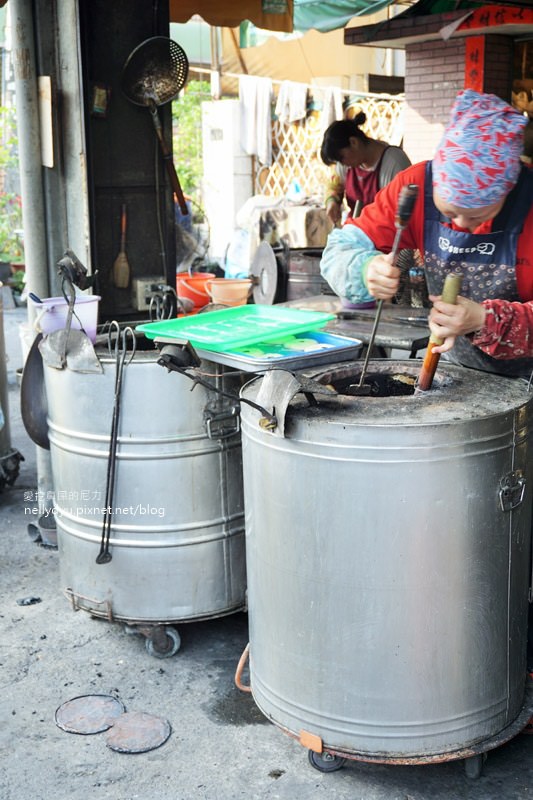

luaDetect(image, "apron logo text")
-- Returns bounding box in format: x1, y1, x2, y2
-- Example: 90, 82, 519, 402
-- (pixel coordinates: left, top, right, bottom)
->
438, 237, 495, 256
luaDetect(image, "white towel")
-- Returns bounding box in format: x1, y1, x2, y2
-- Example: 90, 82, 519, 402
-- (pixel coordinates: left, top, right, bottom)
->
319, 87, 344, 135
275, 81, 308, 125
239, 75, 273, 166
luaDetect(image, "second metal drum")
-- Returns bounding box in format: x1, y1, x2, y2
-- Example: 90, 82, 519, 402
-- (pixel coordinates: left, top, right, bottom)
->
44, 349, 246, 625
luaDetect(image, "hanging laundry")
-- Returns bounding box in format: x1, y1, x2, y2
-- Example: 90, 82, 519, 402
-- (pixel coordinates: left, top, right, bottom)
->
274, 80, 308, 125
239, 74, 273, 166
319, 87, 344, 136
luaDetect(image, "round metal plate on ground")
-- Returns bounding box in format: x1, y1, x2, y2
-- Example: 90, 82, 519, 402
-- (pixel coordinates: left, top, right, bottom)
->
55, 694, 125, 735
105, 711, 172, 753
250, 241, 278, 305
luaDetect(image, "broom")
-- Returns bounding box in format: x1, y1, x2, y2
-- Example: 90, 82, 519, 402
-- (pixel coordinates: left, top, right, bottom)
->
112, 204, 130, 288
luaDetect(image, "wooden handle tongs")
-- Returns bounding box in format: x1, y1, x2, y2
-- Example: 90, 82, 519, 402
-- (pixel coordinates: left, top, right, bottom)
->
416, 272, 463, 391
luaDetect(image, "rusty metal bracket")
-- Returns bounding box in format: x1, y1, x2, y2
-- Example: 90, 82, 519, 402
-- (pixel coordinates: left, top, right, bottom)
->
63, 587, 114, 621
204, 403, 241, 439
499, 470, 526, 512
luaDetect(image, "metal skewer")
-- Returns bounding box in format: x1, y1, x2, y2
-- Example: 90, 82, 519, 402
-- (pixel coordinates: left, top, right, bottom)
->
352, 183, 419, 395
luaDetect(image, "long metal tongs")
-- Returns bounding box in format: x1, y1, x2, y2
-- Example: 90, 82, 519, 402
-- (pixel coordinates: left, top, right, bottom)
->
352, 183, 419, 395
96, 322, 136, 564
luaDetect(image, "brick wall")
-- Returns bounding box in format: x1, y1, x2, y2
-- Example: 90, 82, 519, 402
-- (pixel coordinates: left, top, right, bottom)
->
403, 34, 515, 165
482, 35, 514, 100
403, 38, 465, 164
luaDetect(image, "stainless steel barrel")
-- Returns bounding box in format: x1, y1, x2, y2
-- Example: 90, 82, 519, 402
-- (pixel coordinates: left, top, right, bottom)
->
285, 249, 332, 301
43, 349, 246, 625
240, 361, 533, 759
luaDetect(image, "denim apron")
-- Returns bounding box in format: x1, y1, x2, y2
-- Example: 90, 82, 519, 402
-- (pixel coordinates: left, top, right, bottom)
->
423, 161, 533, 378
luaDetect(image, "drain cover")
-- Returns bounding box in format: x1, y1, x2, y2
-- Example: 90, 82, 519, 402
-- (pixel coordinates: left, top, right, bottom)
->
105, 711, 172, 753
55, 694, 125, 735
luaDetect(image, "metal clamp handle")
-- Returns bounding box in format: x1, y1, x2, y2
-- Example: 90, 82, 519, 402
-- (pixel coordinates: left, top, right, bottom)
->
499, 471, 526, 512
234, 643, 251, 693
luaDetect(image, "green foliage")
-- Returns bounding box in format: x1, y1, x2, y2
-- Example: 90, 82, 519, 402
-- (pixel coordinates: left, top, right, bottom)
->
172, 80, 211, 204
0, 105, 19, 174
0, 105, 23, 262
10, 268, 25, 294
0, 191, 23, 261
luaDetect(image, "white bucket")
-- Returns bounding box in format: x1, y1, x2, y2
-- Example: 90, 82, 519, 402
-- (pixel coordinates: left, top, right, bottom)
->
30, 294, 100, 343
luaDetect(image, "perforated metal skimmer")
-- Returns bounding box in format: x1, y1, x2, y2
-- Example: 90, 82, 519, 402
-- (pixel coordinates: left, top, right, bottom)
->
121, 36, 188, 107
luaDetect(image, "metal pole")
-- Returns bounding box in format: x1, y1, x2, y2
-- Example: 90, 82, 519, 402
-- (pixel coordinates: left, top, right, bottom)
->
10, 0, 49, 299
0, 286, 10, 450
10, 0, 53, 514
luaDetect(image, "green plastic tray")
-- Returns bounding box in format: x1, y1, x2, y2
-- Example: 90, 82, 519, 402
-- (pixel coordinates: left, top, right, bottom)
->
136, 305, 335, 352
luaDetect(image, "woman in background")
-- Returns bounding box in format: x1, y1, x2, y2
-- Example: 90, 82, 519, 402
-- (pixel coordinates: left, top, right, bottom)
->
321, 112, 411, 226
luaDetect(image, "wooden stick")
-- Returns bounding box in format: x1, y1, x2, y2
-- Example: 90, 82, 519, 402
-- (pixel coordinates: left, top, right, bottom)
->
417, 272, 463, 391
112, 204, 130, 289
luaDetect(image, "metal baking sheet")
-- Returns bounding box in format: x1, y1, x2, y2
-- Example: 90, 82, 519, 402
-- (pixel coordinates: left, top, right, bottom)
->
192, 330, 362, 372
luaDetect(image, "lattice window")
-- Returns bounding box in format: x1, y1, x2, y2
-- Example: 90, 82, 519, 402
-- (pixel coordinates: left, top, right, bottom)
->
255, 94, 405, 200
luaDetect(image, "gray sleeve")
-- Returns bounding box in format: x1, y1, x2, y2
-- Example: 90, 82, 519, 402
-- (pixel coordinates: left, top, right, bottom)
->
378, 147, 411, 189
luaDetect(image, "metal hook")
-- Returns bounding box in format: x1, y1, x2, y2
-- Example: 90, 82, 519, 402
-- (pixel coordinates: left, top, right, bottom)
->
149, 293, 163, 321
119, 326, 137, 367
106, 320, 121, 357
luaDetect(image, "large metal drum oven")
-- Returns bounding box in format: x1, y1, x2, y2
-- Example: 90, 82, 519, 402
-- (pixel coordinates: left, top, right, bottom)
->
43, 345, 246, 657
239, 360, 533, 778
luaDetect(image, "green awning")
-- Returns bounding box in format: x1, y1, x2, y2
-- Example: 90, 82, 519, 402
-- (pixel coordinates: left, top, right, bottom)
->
398, 0, 482, 12
170, 0, 403, 35
293, 0, 400, 32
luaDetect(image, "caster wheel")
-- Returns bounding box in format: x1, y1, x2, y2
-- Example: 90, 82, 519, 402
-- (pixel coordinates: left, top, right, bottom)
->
27, 523, 42, 543
308, 749, 347, 773
464, 753, 485, 779
145, 626, 181, 658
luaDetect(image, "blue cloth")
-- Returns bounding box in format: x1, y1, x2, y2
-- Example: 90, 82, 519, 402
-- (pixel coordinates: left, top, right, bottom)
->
320, 224, 378, 305
175, 200, 192, 233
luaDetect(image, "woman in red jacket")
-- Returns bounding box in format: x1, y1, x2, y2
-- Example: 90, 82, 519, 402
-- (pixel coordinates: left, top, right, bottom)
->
321, 89, 533, 377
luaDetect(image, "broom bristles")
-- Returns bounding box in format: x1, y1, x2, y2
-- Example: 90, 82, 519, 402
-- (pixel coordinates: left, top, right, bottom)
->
113, 251, 130, 288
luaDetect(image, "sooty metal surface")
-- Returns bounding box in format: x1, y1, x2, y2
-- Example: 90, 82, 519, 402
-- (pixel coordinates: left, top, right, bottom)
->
298, 360, 531, 424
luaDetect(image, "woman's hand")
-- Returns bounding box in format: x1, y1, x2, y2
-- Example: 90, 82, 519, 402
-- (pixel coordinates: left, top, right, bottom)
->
365, 252, 400, 300
428, 295, 486, 353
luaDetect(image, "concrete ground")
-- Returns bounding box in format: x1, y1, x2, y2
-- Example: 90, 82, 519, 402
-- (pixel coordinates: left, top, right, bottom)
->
1, 303, 533, 800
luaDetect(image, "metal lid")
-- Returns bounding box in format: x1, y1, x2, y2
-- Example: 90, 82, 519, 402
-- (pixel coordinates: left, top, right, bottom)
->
250, 242, 278, 305
105, 711, 172, 753
55, 694, 125, 735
